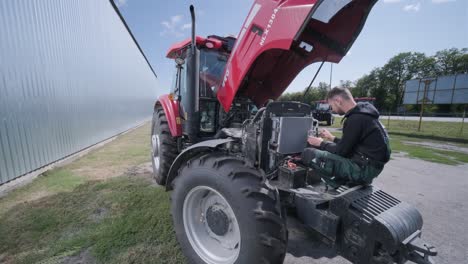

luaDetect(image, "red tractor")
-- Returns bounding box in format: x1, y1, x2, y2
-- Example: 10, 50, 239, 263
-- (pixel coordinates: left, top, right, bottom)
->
151, 1, 436, 263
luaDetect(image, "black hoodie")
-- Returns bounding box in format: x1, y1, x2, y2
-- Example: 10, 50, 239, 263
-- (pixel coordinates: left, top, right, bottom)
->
319, 102, 390, 163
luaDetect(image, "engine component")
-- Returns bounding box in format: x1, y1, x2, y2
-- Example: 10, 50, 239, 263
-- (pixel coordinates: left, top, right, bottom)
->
295, 192, 340, 241
271, 116, 314, 154
277, 163, 307, 189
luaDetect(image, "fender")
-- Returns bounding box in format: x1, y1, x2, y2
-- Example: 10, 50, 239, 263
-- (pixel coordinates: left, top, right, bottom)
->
156, 94, 182, 137
165, 138, 234, 190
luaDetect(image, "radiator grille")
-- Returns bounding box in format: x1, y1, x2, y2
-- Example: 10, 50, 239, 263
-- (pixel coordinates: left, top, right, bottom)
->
351, 190, 401, 223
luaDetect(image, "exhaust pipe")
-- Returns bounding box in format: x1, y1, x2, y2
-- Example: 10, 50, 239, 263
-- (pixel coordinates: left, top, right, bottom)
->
190, 5, 195, 55
185, 4, 200, 141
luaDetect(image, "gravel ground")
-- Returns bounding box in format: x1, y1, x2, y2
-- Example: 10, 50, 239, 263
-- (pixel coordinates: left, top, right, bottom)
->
285, 155, 468, 264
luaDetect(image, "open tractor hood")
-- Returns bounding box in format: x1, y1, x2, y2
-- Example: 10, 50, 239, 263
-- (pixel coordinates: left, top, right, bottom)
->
217, 0, 377, 111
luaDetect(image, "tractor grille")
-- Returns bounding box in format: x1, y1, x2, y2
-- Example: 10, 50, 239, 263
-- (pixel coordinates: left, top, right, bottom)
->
351, 190, 401, 223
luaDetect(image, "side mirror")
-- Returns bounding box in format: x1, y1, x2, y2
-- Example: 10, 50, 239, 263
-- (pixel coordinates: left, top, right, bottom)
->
175, 57, 185, 66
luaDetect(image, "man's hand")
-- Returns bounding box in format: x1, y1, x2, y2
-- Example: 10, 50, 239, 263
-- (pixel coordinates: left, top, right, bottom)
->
319, 129, 335, 141
307, 136, 323, 147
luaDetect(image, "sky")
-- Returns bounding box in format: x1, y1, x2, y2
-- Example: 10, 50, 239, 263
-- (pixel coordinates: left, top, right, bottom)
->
115, 0, 467, 95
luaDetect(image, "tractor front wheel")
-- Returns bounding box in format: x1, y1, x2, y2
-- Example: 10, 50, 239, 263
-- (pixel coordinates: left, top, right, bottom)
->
171, 153, 287, 264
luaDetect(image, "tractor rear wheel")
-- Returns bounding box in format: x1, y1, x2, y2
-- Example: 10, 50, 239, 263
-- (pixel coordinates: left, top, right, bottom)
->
151, 106, 177, 185
171, 153, 287, 264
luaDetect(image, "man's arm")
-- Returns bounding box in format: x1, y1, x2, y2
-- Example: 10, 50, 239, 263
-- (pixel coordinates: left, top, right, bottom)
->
319, 116, 363, 157
319, 129, 340, 145
319, 129, 339, 142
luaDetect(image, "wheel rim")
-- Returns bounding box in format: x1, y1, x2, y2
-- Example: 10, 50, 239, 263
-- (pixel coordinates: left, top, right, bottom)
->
151, 134, 160, 172
183, 186, 241, 264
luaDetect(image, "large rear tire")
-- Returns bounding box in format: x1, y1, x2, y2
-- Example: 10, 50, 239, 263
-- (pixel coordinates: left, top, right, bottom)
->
171, 153, 287, 264
151, 106, 177, 185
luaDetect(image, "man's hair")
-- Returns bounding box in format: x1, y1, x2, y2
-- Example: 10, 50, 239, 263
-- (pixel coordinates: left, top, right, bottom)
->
326, 87, 352, 101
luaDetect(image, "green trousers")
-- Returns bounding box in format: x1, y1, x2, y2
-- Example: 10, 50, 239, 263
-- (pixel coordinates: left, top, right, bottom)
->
306, 149, 383, 188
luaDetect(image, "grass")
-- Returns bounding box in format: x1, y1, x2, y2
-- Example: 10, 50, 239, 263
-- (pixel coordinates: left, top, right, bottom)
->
0, 123, 153, 216
0, 169, 85, 216
0, 123, 185, 264
389, 135, 468, 165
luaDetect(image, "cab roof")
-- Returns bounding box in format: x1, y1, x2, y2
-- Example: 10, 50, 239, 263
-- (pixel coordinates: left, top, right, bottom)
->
166, 35, 235, 59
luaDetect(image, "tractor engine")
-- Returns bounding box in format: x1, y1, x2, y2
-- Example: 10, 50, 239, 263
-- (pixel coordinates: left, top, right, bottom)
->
240, 101, 316, 173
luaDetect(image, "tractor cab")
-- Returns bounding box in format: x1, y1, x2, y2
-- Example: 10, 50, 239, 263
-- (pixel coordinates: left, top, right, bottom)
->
167, 35, 234, 101
166, 35, 237, 141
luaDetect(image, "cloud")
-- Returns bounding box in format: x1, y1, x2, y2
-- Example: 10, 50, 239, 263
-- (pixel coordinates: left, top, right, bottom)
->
403, 3, 421, 12
181, 23, 191, 30
163, 15, 182, 28
160, 15, 184, 37
383, 0, 403, 3
115, 0, 127, 7
432, 0, 456, 3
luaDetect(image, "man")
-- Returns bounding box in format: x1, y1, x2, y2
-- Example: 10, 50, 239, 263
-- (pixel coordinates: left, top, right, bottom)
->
302, 87, 390, 187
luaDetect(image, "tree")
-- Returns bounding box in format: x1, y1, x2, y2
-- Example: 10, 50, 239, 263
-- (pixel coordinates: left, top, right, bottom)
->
278, 91, 303, 102
280, 47, 468, 113
317, 82, 329, 100
434, 48, 468, 75
380, 52, 428, 111
372, 69, 394, 111
417, 56, 437, 78
339, 80, 354, 90
454, 49, 468, 74
279, 82, 329, 105
353, 69, 379, 98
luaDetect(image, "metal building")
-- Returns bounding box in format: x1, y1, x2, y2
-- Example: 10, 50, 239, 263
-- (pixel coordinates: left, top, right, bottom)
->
0, 0, 158, 185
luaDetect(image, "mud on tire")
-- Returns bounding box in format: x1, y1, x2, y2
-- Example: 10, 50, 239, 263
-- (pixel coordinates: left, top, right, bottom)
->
171, 152, 288, 264
151, 106, 178, 185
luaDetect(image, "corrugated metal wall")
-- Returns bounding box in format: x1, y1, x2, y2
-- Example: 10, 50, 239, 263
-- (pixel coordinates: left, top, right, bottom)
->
0, 0, 158, 185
